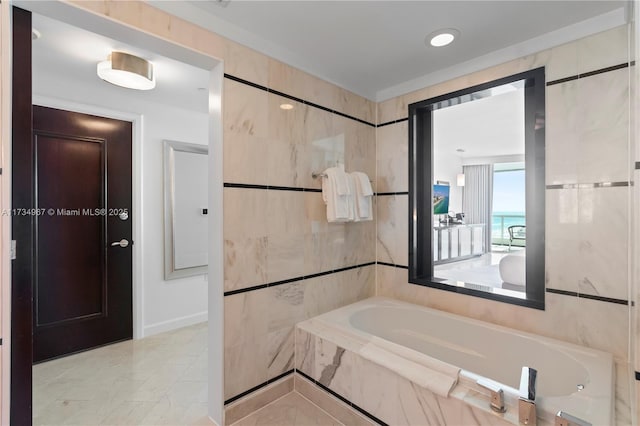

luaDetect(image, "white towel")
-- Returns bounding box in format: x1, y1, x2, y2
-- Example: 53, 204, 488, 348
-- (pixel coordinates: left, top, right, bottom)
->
346, 174, 357, 221
351, 172, 373, 221
326, 167, 350, 195
322, 167, 351, 222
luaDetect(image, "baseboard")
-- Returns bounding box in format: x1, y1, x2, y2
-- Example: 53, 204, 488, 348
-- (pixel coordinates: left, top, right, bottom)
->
224, 374, 294, 425
294, 372, 380, 425
143, 311, 208, 337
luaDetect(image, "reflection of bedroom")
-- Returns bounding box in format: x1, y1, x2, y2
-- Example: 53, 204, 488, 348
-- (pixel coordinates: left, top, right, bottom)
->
432, 84, 526, 294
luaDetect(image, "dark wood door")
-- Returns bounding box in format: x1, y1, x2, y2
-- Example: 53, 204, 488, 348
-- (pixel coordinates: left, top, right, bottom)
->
31, 106, 133, 362
11, 7, 34, 425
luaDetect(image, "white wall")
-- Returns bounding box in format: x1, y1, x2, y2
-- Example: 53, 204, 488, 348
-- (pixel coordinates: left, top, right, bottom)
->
33, 72, 209, 337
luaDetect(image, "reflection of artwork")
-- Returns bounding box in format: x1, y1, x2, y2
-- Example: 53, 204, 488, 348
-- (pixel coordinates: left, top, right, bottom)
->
433, 184, 450, 214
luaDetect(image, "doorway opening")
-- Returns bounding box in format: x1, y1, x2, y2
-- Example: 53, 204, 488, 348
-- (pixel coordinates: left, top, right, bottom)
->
7, 3, 224, 425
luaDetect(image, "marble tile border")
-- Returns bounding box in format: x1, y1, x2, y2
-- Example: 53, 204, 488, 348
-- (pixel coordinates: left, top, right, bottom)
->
295, 370, 387, 426
376, 261, 408, 270
223, 182, 322, 193
375, 191, 409, 196
224, 374, 294, 425
225, 369, 295, 405
546, 61, 634, 86
224, 369, 384, 424
224, 73, 376, 128
377, 117, 409, 128
545, 288, 631, 305
546, 181, 632, 189
294, 374, 375, 426
223, 262, 376, 296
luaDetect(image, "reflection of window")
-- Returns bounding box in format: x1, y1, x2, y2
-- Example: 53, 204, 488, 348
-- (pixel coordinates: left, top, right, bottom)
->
492, 166, 525, 247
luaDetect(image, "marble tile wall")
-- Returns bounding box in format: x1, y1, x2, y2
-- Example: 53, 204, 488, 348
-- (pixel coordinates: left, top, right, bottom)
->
225, 266, 374, 401
222, 72, 376, 403
375, 25, 636, 424
65, 0, 378, 409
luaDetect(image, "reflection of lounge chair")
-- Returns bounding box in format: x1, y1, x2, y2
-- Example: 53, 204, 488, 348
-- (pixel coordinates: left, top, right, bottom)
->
507, 225, 526, 251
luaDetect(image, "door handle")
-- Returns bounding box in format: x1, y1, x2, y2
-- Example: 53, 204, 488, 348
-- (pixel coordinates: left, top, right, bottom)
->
111, 239, 129, 248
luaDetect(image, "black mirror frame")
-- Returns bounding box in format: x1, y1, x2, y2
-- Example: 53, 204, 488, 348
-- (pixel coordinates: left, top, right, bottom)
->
408, 67, 546, 310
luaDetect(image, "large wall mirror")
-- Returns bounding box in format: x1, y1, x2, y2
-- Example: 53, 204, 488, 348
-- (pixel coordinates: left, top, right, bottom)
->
164, 140, 208, 280
409, 67, 545, 309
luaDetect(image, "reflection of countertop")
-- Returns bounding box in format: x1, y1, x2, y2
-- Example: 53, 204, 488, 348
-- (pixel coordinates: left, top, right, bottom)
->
433, 223, 484, 230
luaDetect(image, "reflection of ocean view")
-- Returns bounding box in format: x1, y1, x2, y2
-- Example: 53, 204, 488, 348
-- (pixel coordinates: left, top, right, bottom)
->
491, 212, 525, 243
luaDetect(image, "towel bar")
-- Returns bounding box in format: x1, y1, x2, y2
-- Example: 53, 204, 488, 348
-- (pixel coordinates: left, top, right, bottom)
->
312, 171, 372, 181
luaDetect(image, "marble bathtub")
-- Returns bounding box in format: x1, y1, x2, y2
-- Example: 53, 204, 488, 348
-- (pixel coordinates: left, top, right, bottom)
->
295, 297, 614, 425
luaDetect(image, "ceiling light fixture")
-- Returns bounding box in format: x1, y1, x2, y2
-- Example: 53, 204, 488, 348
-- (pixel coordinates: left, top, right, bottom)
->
97, 51, 155, 91
427, 29, 460, 47
280, 103, 294, 110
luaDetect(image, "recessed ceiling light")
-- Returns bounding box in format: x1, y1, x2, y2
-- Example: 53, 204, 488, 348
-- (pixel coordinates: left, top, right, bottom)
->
97, 51, 155, 91
280, 103, 294, 110
427, 29, 460, 47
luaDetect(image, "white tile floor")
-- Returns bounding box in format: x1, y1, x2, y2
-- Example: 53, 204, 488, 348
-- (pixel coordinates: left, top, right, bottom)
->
33, 322, 213, 425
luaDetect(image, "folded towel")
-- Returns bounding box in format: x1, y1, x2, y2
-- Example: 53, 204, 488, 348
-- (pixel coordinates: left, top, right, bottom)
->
322, 167, 351, 222
351, 172, 373, 221
351, 172, 373, 196
359, 342, 460, 398
325, 167, 351, 196
346, 173, 357, 221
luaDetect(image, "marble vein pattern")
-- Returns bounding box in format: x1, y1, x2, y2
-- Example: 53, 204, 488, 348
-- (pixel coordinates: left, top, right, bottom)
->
545, 185, 629, 300
223, 79, 269, 185
376, 121, 408, 193
225, 266, 374, 400
296, 319, 526, 426
317, 347, 345, 388
33, 323, 211, 425
376, 194, 408, 266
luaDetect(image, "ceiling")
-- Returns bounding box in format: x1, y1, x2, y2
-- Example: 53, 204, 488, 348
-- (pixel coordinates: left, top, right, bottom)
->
434, 88, 524, 161
151, 1, 627, 101
32, 13, 210, 112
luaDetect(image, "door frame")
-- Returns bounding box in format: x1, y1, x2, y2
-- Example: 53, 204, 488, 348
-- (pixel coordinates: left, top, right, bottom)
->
0, 2, 12, 425
33, 95, 144, 339
2, 2, 225, 424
